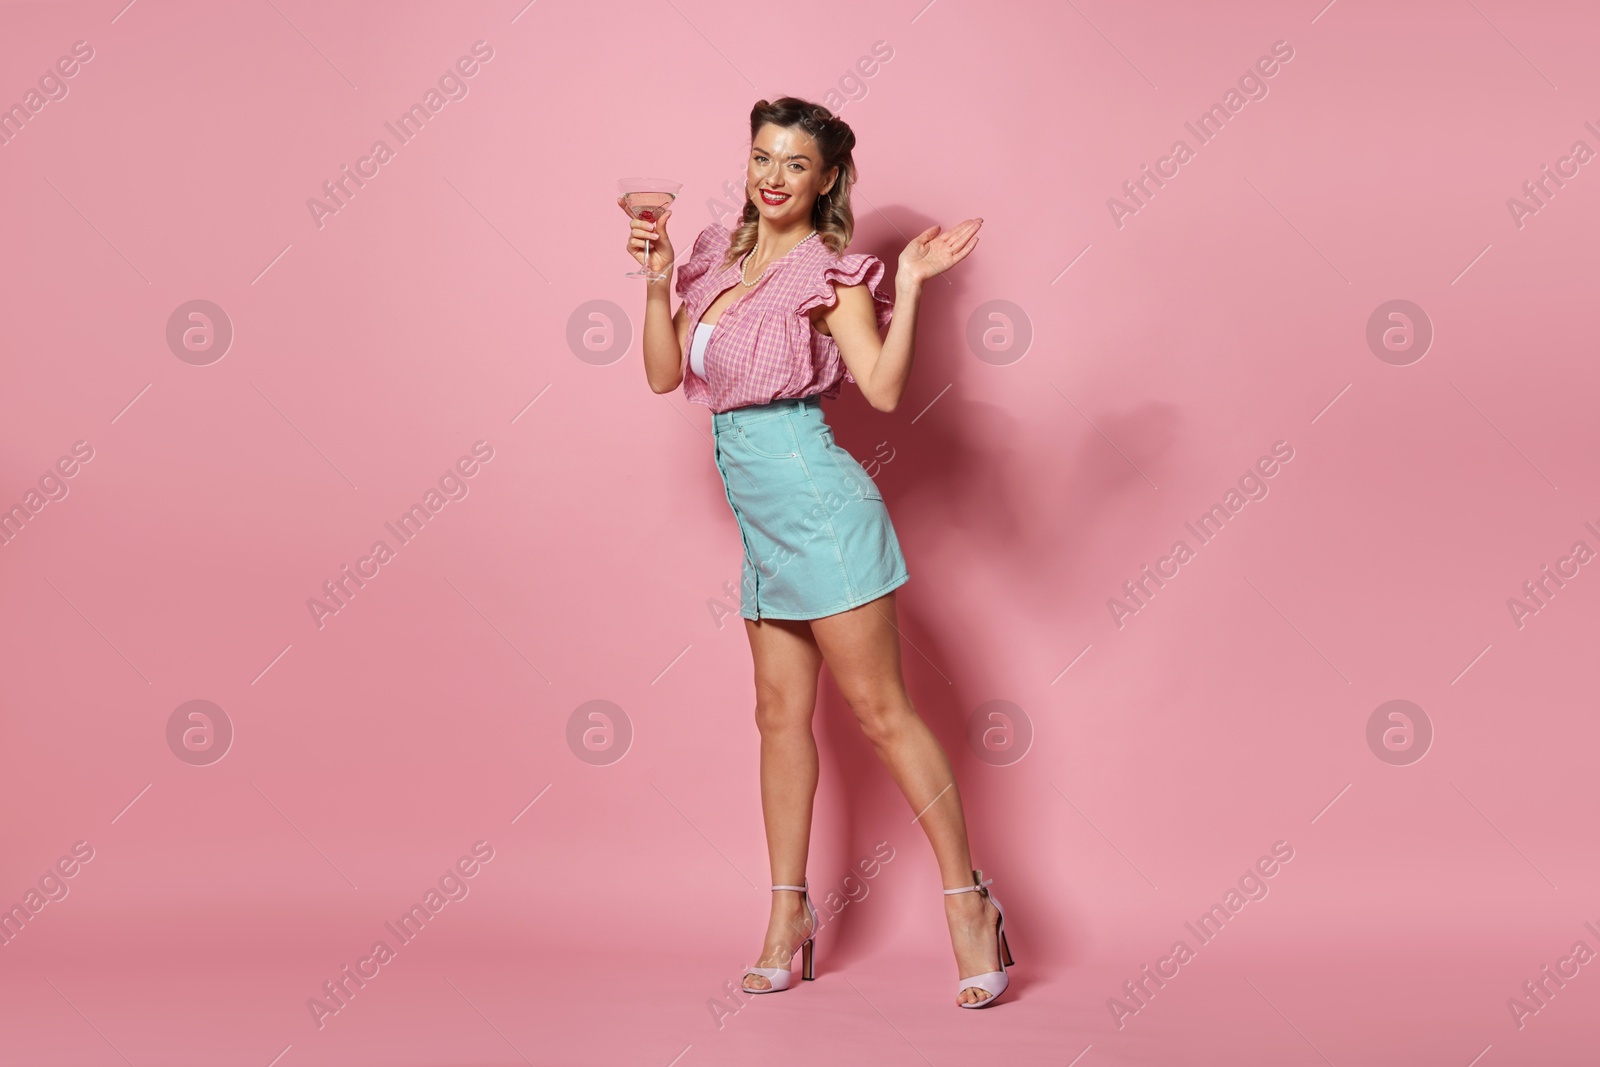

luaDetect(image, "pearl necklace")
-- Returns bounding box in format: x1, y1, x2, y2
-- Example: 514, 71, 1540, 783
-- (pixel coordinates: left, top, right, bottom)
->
739, 229, 817, 287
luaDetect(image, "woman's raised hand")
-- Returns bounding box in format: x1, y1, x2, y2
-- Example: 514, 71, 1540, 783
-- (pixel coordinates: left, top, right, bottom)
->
898, 218, 982, 288
619, 197, 675, 280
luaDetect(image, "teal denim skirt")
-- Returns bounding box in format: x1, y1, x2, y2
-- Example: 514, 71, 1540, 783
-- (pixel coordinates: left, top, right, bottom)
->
711, 395, 909, 621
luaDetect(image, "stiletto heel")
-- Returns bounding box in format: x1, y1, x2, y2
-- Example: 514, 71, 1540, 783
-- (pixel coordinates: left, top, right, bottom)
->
742, 880, 819, 993
943, 868, 1015, 1008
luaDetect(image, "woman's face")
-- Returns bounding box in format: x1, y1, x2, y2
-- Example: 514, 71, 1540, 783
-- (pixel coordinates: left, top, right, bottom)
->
746, 122, 837, 225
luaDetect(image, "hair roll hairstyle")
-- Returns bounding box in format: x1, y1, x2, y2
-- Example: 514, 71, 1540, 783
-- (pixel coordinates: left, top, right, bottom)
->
723, 96, 858, 267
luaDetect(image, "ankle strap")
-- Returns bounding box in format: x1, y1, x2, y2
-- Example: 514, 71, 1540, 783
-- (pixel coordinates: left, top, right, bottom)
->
771, 882, 807, 892
943, 870, 993, 895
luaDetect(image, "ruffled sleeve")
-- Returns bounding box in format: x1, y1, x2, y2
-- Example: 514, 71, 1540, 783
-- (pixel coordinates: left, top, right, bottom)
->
796, 253, 894, 385
796, 253, 895, 333
674, 223, 728, 300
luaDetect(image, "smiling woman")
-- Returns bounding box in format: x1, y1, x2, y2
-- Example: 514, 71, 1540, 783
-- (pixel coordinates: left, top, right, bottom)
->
621, 94, 997, 1008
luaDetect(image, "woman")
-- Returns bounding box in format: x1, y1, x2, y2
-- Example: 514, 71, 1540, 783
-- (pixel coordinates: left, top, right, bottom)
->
621, 97, 1011, 1009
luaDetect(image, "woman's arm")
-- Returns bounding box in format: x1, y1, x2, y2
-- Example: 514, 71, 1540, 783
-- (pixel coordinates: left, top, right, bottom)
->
828, 218, 983, 413
622, 201, 687, 394
827, 281, 918, 413
643, 273, 687, 394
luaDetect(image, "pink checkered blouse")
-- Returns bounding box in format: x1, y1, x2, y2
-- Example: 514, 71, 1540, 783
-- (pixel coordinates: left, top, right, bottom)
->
675, 221, 896, 413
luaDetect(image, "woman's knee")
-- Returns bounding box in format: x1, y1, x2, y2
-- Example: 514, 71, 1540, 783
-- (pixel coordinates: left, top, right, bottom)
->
844, 688, 910, 743
753, 678, 814, 734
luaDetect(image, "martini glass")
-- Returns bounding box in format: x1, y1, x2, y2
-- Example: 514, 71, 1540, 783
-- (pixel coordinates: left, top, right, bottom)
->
619, 176, 682, 281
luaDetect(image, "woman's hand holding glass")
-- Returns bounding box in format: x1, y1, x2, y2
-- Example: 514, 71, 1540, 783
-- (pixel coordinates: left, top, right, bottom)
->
616, 176, 680, 283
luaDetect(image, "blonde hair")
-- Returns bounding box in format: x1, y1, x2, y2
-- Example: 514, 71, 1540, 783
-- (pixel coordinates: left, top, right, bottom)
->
721, 96, 858, 268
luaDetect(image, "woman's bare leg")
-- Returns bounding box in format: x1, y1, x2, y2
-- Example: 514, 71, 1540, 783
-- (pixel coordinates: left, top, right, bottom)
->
741, 615, 825, 992
808, 590, 1003, 1006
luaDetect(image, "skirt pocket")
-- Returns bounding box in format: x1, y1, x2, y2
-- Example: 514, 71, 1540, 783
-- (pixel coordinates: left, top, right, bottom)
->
736, 414, 800, 459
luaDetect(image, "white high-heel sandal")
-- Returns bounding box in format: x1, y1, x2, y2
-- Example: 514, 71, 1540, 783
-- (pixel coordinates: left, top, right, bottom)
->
741, 880, 819, 993
944, 868, 1015, 1008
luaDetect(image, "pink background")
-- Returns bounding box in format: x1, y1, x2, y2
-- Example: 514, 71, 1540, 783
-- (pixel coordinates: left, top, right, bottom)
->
3, 1, 1598, 1064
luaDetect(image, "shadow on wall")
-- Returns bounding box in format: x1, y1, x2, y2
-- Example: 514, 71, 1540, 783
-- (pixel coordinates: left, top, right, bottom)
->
784, 216, 1185, 972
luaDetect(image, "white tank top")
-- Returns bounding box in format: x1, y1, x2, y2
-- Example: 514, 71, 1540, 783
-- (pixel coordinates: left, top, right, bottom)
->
690, 320, 715, 378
